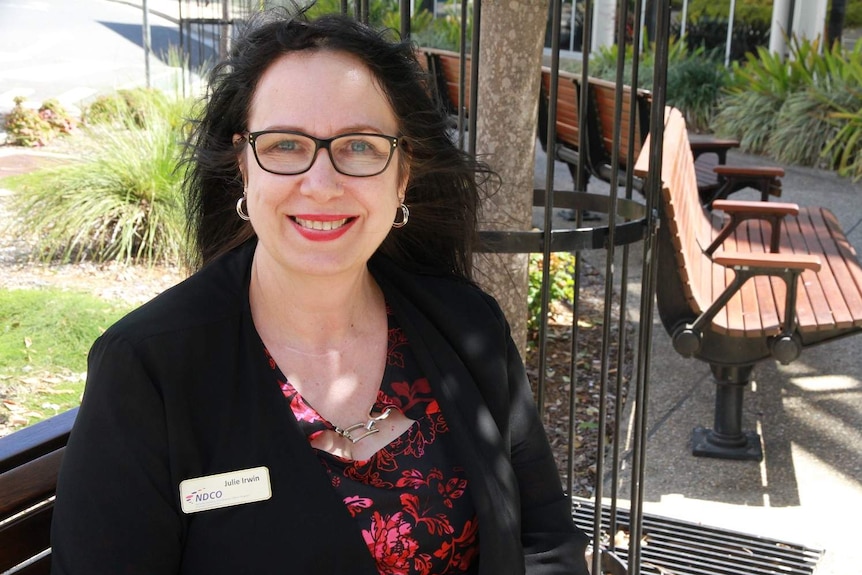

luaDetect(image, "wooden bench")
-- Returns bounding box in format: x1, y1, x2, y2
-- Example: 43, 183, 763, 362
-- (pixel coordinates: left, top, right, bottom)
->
583, 77, 650, 190
420, 48, 471, 127
0, 408, 77, 574
635, 107, 862, 461
537, 67, 600, 185
587, 78, 784, 207
424, 46, 783, 208
689, 134, 785, 206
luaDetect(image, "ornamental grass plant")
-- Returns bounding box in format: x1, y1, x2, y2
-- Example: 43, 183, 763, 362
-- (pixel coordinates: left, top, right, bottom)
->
5, 90, 195, 265
713, 36, 862, 178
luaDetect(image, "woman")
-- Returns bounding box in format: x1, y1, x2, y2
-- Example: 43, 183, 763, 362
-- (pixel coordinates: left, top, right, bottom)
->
51, 8, 590, 575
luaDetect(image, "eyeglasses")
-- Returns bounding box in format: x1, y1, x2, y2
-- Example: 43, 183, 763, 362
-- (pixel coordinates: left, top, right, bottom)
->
245, 130, 401, 177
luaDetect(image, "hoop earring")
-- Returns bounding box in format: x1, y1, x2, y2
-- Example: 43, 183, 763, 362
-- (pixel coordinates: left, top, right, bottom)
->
392, 203, 409, 228
236, 195, 250, 221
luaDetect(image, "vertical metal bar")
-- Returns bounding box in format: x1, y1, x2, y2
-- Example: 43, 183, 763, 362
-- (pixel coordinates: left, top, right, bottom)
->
576, 0, 592, 195
143, 0, 152, 88
725, 0, 737, 67
609, 0, 644, 547
456, 0, 468, 149
577, 4, 604, 575
178, 0, 186, 98
541, 0, 562, 474
627, 1, 671, 572
467, 0, 481, 157
592, 0, 631, 558
220, 0, 231, 62
400, 0, 411, 39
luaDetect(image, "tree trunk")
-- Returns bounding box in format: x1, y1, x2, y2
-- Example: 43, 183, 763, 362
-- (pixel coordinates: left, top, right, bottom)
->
473, 0, 549, 356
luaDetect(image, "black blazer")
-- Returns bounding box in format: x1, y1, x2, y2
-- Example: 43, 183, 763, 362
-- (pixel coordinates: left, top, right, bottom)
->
51, 240, 589, 574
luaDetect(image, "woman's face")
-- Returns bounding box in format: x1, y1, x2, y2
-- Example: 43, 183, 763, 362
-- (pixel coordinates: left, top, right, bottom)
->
238, 50, 407, 280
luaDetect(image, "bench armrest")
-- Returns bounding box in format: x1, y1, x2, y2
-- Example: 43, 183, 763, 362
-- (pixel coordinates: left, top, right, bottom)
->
712, 251, 822, 272
713, 165, 785, 178
684, 251, 820, 351
689, 137, 739, 164
706, 200, 800, 256
712, 199, 799, 216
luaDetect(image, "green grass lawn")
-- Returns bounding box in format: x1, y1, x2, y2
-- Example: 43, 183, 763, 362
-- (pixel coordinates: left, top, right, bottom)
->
0, 288, 131, 429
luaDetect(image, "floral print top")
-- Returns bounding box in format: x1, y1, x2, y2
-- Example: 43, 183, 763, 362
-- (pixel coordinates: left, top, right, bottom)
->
265, 307, 479, 575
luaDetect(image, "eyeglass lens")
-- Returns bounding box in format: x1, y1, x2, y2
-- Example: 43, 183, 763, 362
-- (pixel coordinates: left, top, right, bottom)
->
250, 132, 397, 176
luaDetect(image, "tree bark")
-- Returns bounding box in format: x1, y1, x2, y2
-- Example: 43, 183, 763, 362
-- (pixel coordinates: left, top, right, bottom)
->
473, 0, 549, 357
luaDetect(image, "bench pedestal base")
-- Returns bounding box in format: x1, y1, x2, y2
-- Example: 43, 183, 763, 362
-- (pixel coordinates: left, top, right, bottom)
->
690, 364, 764, 461
691, 426, 762, 461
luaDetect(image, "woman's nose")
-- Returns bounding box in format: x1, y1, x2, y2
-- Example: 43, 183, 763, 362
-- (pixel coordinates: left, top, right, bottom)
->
297, 149, 343, 200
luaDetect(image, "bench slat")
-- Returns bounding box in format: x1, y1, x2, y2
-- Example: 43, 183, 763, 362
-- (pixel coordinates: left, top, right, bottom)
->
8, 555, 52, 575
0, 408, 76, 474
822, 208, 862, 310
721, 224, 746, 336
540, 69, 581, 156
785, 211, 844, 331
810, 207, 862, 327
747, 221, 782, 334
0, 503, 53, 572
0, 448, 65, 517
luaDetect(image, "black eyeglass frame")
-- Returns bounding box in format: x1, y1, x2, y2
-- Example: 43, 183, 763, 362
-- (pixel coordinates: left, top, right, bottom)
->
245, 130, 401, 177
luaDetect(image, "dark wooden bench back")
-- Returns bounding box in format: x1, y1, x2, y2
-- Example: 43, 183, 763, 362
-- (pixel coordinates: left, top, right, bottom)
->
586, 77, 650, 175
641, 108, 712, 312
538, 68, 581, 152
0, 408, 77, 575
422, 47, 471, 118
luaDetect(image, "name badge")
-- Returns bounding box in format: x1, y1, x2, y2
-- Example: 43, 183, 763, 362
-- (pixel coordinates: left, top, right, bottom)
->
180, 466, 272, 514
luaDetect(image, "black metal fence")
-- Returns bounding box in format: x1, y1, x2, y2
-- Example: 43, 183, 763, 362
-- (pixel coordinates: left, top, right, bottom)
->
175, 1, 668, 573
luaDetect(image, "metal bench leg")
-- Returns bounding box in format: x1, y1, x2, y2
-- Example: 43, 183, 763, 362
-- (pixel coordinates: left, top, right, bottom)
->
692, 364, 763, 461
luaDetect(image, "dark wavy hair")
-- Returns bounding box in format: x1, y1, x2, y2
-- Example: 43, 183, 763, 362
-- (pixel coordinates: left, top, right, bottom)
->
181, 6, 495, 280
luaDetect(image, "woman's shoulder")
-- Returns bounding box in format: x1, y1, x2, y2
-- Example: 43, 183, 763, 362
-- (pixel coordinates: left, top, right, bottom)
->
101, 243, 253, 345
370, 255, 506, 325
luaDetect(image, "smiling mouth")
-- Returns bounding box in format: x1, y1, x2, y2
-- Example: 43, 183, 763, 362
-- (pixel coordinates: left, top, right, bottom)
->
292, 216, 352, 231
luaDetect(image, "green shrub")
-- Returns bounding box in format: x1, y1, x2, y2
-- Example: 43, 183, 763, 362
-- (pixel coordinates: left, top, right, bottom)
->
682, 0, 773, 23
666, 48, 728, 132
675, 15, 771, 63
39, 99, 76, 136
3, 96, 76, 146
590, 43, 652, 89
714, 38, 830, 153
527, 252, 576, 336
83, 88, 172, 128
822, 86, 862, 179
716, 36, 862, 165
6, 92, 193, 265
592, 38, 727, 132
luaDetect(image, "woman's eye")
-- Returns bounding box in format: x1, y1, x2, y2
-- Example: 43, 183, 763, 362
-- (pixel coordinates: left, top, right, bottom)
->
347, 140, 372, 153
274, 139, 299, 152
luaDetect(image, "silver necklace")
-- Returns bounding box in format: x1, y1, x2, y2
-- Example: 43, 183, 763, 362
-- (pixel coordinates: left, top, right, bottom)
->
334, 407, 393, 443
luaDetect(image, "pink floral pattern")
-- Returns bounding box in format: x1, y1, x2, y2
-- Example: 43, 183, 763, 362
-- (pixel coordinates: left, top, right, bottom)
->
267, 306, 478, 574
